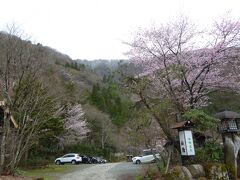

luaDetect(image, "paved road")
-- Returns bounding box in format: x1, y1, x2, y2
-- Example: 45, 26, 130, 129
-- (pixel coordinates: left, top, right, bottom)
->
59, 162, 143, 180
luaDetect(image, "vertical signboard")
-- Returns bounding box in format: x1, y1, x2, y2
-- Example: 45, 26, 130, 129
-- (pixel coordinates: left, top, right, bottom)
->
179, 130, 195, 156
185, 130, 195, 155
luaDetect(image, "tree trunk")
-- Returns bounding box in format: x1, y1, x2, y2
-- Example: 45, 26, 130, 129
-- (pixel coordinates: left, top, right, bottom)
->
0, 112, 10, 175
165, 151, 172, 173
101, 132, 105, 149
0, 132, 6, 174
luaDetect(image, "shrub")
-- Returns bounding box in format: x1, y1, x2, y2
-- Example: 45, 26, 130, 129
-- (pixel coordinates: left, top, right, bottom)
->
193, 141, 224, 164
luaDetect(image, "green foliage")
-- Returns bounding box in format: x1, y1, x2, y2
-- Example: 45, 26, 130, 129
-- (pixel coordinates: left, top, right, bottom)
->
183, 109, 217, 132
89, 82, 132, 127
30, 116, 65, 157
193, 141, 224, 163
207, 90, 240, 114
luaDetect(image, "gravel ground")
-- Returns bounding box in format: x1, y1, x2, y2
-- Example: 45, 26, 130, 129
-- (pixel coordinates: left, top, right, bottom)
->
59, 162, 143, 180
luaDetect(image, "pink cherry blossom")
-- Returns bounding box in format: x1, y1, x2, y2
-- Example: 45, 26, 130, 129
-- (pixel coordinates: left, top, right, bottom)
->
127, 17, 240, 111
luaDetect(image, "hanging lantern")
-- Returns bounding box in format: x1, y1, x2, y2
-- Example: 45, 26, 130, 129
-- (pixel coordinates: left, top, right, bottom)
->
215, 110, 240, 133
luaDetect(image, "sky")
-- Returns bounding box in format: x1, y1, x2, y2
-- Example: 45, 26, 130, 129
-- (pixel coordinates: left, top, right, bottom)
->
0, 0, 239, 60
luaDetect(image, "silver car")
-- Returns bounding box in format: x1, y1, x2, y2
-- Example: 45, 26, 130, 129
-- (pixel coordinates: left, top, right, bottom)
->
55, 153, 82, 165
132, 149, 160, 164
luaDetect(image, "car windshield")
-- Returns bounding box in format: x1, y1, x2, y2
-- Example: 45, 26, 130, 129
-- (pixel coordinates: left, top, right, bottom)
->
62, 154, 75, 157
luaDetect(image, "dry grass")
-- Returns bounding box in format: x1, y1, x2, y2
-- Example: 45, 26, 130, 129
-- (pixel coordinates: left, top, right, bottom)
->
0, 176, 32, 180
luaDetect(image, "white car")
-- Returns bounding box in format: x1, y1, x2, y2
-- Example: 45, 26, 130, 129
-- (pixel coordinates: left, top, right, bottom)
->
132, 149, 160, 164
55, 153, 82, 165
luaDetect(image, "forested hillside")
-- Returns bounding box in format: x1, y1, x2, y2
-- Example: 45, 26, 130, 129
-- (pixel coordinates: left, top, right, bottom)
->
0, 29, 135, 174
1, 17, 240, 176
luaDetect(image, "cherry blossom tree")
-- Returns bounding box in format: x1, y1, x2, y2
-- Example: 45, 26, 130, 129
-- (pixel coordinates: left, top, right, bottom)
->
125, 16, 240, 154
127, 16, 240, 112
62, 104, 90, 145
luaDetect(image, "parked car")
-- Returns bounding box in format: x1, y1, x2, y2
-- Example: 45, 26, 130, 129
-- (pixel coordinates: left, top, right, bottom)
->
132, 149, 160, 164
89, 156, 100, 164
96, 157, 107, 163
55, 153, 82, 165
101, 158, 107, 163
81, 155, 92, 164
88, 156, 107, 164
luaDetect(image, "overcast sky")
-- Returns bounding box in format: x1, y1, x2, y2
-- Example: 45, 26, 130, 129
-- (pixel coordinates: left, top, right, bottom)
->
0, 0, 239, 60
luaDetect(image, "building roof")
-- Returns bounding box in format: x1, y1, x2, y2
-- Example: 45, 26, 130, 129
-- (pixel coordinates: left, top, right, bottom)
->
214, 110, 240, 120
171, 120, 194, 129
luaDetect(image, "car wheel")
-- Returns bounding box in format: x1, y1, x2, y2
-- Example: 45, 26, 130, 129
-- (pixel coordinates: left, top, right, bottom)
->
71, 160, 76, 165
55, 160, 61, 165
136, 160, 141, 164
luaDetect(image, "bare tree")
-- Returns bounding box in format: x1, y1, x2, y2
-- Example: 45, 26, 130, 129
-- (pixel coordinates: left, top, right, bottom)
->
83, 104, 116, 149
8, 77, 57, 174
126, 110, 163, 150
0, 25, 56, 175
